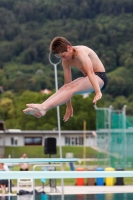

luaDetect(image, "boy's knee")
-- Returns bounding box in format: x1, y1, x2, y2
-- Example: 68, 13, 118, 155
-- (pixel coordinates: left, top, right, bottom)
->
64, 83, 75, 92
65, 84, 71, 89
61, 83, 76, 96
63, 84, 69, 90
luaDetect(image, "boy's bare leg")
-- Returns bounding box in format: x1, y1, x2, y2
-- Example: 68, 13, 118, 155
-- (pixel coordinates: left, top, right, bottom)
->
1, 185, 6, 195
23, 76, 104, 117
23, 78, 84, 118
43, 77, 84, 103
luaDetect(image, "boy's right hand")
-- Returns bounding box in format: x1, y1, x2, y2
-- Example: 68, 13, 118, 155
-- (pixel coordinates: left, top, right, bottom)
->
93, 91, 102, 104
63, 105, 73, 122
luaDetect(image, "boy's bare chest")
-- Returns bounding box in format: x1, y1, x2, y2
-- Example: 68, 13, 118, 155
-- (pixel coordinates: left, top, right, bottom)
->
68, 59, 87, 75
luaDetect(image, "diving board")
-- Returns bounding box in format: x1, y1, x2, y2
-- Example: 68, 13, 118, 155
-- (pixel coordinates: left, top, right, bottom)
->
0, 171, 132, 180
0, 158, 78, 163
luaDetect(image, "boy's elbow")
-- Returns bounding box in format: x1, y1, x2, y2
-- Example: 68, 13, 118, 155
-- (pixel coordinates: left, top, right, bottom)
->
87, 70, 95, 76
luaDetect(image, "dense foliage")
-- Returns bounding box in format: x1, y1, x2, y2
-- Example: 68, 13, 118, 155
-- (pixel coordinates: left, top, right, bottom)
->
0, 91, 100, 130
0, 0, 133, 129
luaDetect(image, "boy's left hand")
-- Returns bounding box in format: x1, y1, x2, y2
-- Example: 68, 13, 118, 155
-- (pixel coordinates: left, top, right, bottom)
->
63, 105, 73, 122
93, 91, 102, 104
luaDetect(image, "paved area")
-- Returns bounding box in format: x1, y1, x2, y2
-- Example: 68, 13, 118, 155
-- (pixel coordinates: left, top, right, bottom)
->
1, 185, 133, 196
34, 185, 133, 195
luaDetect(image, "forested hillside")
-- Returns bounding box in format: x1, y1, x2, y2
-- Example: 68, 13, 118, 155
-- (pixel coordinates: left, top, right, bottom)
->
0, 0, 133, 129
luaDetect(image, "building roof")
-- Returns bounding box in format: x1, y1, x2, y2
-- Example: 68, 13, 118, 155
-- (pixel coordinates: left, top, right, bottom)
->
0, 129, 95, 135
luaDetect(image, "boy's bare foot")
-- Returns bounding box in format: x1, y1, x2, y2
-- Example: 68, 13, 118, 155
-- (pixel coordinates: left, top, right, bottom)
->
23, 104, 46, 118
23, 107, 42, 118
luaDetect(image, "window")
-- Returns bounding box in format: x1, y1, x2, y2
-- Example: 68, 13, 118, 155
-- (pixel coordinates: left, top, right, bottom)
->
79, 137, 83, 145
65, 137, 70, 145
65, 137, 83, 146
0, 137, 2, 145
11, 137, 18, 146
14, 138, 18, 145
24, 137, 42, 145
71, 137, 74, 145
11, 137, 14, 145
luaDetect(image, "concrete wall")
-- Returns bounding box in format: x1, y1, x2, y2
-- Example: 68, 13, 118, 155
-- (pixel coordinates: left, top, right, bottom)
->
5, 135, 24, 146
4, 131, 96, 147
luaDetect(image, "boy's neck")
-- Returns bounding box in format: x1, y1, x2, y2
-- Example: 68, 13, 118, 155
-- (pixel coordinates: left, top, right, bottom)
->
72, 47, 77, 59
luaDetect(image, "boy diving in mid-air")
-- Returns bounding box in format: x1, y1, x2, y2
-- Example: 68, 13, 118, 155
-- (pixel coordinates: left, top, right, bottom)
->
23, 36, 108, 122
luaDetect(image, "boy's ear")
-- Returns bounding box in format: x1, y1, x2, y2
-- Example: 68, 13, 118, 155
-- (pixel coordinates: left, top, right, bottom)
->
67, 45, 72, 52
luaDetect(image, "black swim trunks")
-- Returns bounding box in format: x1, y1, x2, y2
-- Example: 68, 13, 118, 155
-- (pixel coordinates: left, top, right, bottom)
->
0, 179, 8, 186
95, 72, 108, 90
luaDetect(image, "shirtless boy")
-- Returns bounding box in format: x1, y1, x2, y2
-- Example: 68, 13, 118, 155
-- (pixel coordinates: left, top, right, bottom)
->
23, 37, 108, 122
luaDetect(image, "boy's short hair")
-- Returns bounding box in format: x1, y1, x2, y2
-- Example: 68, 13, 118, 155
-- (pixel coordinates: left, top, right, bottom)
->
50, 37, 72, 54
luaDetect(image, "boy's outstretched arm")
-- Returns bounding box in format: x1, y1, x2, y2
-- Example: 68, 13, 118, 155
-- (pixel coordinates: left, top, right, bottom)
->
78, 52, 102, 104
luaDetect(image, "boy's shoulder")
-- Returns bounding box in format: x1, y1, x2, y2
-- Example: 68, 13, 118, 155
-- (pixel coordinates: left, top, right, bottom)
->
74, 45, 92, 53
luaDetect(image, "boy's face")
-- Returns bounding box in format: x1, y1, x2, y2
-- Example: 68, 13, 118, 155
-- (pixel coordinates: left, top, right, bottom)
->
0, 163, 3, 168
57, 45, 73, 61
22, 153, 27, 158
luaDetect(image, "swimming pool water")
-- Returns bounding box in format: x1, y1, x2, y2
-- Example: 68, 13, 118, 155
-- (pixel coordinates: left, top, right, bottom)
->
1, 193, 133, 200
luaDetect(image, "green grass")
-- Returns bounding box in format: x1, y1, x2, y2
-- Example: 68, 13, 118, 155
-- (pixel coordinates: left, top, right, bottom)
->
5, 146, 99, 159
4, 146, 133, 186
5, 146, 99, 187
10, 165, 79, 186
4, 146, 99, 187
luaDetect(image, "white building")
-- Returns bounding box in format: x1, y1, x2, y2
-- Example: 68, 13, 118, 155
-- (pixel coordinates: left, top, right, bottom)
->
0, 129, 97, 147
